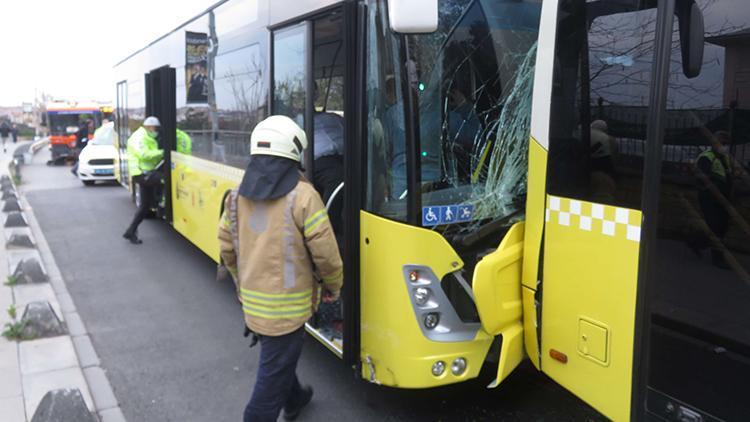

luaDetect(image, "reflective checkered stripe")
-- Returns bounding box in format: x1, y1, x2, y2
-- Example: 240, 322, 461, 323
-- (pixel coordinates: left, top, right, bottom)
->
240, 288, 313, 319
545, 196, 642, 242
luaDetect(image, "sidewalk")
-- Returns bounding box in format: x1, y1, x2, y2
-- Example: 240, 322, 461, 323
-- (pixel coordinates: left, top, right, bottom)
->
0, 140, 125, 421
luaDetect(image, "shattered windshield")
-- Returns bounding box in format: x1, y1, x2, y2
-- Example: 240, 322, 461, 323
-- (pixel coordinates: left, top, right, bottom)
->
408, 0, 541, 228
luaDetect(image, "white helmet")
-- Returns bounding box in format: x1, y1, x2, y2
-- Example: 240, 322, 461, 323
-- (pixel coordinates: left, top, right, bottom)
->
250, 115, 307, 162
591, 119, 608, 133
143, 116, 161, 127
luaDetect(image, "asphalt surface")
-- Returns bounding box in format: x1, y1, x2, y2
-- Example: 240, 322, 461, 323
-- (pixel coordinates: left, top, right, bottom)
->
22, 147, 603, 422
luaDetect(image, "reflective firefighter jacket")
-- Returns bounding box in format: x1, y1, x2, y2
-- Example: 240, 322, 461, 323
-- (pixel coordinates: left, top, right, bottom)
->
218, 177, 344, 336
126, 127, 163, 177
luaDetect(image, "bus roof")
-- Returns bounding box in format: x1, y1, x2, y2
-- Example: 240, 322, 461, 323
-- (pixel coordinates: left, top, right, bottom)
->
114, 0, 231, 67
115, 0, 343, 68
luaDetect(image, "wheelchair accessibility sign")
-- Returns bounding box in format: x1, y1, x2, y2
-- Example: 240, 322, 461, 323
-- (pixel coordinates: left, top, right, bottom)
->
422, 204, 474, 226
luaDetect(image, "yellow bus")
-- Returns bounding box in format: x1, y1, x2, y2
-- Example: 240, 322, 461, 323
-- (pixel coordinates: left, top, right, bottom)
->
114, 0, 750, 420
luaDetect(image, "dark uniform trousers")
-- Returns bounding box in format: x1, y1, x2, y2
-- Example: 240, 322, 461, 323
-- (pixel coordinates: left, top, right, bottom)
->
124, 174, 158, 237
244, 326, 306, 422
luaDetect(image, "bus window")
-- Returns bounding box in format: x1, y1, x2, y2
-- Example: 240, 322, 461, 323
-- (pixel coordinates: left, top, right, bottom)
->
273, 23, 307, 128
365, 1, 408, 221
547, 2, 657, 210
408, 0, 541, 227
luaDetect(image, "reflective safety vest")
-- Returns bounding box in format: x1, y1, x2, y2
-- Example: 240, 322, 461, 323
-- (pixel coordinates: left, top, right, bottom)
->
176, 129, 192, 155
698, 150, 730, 182
218, 178, 344, 336
126, 127, 163, 177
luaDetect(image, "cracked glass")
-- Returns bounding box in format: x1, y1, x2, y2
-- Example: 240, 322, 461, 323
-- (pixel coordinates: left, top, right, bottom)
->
408, 0, 541, 230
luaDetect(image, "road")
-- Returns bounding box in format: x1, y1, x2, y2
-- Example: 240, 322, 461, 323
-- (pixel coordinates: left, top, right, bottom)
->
22, 147, 603, 422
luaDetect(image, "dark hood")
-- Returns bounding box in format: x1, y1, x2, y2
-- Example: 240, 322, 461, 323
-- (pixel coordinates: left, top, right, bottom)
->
238, 155, 300, 201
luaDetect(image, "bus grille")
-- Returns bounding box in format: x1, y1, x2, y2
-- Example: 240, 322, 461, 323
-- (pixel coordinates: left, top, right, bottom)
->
88, 159, 114, 165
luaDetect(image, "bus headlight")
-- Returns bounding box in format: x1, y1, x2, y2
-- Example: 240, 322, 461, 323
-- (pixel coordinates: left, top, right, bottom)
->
451, 357, 467, 376
432, 361, 446, 376
414, 287, 430, 306
424, 312, 440, 329
408, 270, 420, 282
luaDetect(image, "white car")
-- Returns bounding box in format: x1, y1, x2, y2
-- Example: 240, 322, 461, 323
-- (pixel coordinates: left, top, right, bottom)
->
77, 123, 116, 186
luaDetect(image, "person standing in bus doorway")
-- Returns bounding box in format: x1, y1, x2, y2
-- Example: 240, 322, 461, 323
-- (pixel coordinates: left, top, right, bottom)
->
693, 131, 734, 269
0, 122, 9, 153
122, 116, 164, 244
11, 124, 18, 144
218, 115, 343, 422
312, 82, 345, 235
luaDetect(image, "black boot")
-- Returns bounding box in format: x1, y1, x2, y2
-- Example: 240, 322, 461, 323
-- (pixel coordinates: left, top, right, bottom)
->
283, 385, 313, 421
123, 231, 142, 244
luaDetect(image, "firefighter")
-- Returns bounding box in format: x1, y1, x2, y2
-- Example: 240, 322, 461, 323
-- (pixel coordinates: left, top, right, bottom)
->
122, 116, 164, 244
218, 115, 343, 422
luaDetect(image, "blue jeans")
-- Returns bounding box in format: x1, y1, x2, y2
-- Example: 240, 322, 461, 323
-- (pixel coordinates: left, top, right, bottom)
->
244, 326, 306, 422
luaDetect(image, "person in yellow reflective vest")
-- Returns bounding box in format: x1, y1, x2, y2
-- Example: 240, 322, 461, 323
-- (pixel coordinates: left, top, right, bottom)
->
218, 115, 343, 422
694, 131, 734, 268
123, 116, 164, 244
176, 128, 192, 155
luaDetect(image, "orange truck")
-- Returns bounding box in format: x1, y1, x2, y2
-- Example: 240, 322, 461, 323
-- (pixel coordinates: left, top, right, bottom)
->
46, 102, 112, 159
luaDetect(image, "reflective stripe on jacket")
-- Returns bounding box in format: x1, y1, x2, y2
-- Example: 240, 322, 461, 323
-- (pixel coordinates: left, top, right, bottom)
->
218, 176, 343, 336
126, 127, 163, 177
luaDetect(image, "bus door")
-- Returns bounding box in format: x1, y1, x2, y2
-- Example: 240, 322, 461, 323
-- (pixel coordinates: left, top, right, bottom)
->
534, 1, 661, 420
529, 0, 744, 420
145, 65, 177, 222
271, 4, 357, 360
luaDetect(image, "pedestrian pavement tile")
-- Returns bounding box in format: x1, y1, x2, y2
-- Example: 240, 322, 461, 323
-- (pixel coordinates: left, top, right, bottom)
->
0, 366, 22, 399
13, 283, 63, 322
0, 396, 25, 422
0, 336, 19, 369
19, 336, 78, 375
22, 366, 94, 418
0, 337, 22, 399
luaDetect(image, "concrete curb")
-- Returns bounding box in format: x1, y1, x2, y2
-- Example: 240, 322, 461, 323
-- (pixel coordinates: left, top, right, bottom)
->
7, 142, 125, 421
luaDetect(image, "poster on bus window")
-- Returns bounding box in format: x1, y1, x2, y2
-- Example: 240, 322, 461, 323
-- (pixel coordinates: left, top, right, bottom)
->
185, 31, 208, 104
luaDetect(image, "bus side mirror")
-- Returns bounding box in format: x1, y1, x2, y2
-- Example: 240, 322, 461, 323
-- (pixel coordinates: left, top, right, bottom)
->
388, 0, 438, 34
677, 1, 704, 79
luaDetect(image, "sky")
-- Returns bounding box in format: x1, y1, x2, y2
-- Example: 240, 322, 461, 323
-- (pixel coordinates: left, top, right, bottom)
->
0, 0, 215, 106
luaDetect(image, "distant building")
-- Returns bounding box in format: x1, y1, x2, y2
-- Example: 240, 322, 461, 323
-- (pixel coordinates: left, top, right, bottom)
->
707, 28, 750, 108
